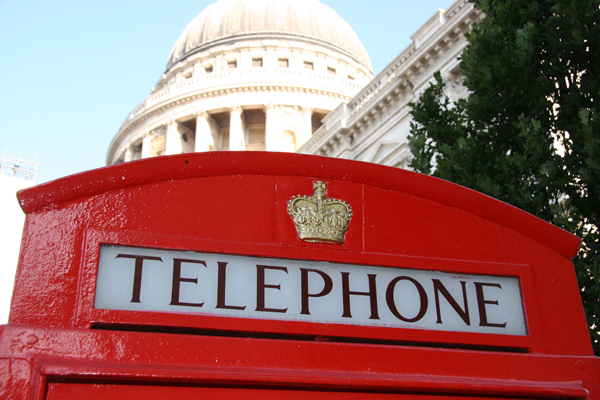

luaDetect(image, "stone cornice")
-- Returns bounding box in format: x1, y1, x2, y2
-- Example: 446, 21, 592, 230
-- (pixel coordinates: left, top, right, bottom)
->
348, 0, 478, 117
299, 1, 482, 157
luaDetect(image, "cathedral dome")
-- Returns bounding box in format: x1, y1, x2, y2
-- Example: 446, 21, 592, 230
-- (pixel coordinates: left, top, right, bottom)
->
108, 0, 375, 166
166, 0, 372, 72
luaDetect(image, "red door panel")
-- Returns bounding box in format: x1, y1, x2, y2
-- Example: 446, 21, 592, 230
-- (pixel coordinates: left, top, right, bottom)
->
46, 382, 534, 400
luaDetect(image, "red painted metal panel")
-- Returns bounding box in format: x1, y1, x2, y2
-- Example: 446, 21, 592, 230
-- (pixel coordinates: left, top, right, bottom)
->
0, 152, 597, 399
0, 324, 595, 398
44, 382, 576, 400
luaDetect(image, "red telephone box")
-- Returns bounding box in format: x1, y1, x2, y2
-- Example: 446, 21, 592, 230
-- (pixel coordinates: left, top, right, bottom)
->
1, 152, 599, 399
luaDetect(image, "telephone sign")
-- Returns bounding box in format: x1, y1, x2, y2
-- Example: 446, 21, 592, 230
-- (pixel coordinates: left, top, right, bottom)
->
96, 245, 526, 336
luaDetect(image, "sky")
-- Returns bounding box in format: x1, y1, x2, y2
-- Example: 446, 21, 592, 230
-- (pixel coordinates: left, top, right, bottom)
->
0, 0, 457, 185
0, 0, 459, 324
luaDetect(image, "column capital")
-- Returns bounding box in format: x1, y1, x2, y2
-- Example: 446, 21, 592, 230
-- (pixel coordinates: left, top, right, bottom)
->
195, 110, 209, 119
264, 103, 278, 113
228, 105, 243, 114
165, 119, 178, 128
141, 130, 154, 139
301, 106, 314, 115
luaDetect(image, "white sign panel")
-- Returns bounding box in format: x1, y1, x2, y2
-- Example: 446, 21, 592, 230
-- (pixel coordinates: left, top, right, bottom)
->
95, 245, 527, 336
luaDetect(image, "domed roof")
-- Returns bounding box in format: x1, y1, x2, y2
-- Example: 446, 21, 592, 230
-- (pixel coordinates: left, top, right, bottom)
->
166, 0, 372, 71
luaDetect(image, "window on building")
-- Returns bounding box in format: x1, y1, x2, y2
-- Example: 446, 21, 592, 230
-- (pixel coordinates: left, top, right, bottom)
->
252, 58, 263, 67
205, 65, 213, 73
304, 61, 314, 70
327, 67, 336, 74
278, 58, 289, 67
228, 60, 237, 69
243, 109, 266, 151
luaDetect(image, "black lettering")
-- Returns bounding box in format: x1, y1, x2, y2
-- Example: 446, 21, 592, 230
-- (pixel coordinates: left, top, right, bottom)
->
433, 279, 470, 325
341, 272, 379, 320
386, 276, 428, 323
474, 282, 507, 328
116, 254, 163, 303
300, 268, 333, 315
256, 265, 288, 313
170, 258, 206, 307
216, 262, 246, 310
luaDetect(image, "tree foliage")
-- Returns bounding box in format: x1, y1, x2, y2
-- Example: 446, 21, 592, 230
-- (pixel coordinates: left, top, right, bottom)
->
409, 0, 600, 352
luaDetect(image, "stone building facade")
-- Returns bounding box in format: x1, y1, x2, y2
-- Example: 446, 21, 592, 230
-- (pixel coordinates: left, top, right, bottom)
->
299, 1, 481, 169
107, 0, 482, 168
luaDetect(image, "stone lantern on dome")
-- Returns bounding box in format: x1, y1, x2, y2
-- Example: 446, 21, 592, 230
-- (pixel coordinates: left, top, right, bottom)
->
107, 0, 374, 165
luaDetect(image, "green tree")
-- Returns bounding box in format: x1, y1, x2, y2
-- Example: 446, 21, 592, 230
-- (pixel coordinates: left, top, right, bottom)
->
408, 0, 600, 352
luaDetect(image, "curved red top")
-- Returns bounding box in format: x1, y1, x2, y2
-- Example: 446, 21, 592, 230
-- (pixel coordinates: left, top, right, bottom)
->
17, 151, 580, 259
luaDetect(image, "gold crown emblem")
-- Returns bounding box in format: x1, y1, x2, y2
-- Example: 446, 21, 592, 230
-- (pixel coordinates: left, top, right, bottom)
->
288, 181, 353, 244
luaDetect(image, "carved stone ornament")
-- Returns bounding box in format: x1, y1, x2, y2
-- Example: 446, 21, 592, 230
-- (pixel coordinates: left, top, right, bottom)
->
288, 181, 352, 244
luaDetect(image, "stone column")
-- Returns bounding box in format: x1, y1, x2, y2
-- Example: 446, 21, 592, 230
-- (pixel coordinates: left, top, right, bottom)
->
264, 104, 279, 151
216, 54, 224, 72
266, 47, 276, 69
123, 145, 132, 162
195, 111, 214, 152
229, 105, 245, 151
301, 106, 314, 145
141, 132, 154, 159
193, 62, 203, 78
165, 120, 183, 155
